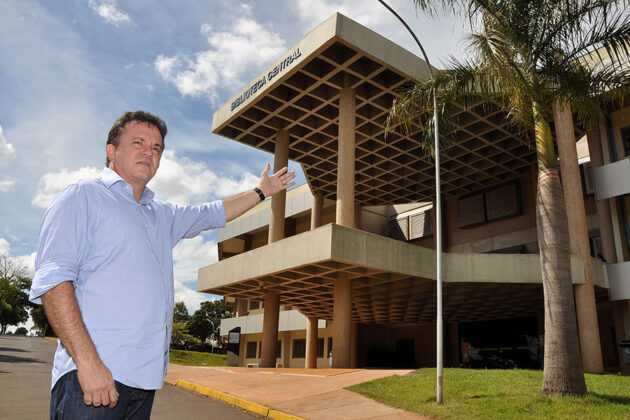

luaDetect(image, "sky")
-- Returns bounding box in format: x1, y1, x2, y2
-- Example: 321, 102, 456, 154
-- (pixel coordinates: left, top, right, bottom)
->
0, 0, 466, 328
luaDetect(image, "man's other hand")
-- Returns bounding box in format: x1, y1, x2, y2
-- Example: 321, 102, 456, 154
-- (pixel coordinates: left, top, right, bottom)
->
77, 362, 119, 409
259, 163, 296, 197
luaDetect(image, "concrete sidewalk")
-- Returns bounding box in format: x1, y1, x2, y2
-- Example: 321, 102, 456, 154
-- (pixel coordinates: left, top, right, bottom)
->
166, 365, 427, 419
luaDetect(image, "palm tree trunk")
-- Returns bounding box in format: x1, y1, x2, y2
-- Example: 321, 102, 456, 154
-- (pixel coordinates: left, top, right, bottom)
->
534, 109, 587, 396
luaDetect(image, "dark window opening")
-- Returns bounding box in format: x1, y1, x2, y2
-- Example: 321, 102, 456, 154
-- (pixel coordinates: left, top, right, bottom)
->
317, 338, 324, 358
246, 341, 257, 358
293, 339, 306, 358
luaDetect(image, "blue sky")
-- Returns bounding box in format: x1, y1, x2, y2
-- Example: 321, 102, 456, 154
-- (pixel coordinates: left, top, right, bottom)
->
0, 0, 464, 317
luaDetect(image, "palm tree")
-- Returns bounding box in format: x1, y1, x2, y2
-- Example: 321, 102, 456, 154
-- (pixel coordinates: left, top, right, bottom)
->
388, 0, 630, 395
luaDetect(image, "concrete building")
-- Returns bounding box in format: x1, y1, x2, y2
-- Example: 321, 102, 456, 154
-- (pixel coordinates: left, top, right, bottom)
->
197, 13, 630, 372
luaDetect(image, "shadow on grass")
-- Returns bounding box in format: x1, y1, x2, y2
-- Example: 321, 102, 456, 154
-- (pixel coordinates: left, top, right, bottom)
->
589, 392, 630, 406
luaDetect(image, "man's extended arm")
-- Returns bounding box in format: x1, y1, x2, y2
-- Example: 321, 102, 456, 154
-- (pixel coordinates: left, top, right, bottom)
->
222, 163, 296, 222
42, 281, 119, 409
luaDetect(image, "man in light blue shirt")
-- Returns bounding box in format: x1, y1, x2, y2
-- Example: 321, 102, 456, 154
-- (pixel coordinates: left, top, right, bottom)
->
30, 111, 295, 419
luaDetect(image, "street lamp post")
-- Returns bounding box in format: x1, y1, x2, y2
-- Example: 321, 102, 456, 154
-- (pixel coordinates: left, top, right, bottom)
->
376, 0, 443, 404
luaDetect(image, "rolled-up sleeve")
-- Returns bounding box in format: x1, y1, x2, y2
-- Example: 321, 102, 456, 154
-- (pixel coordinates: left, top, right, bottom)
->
168, 200, 226, 247
30, 184, 89, 304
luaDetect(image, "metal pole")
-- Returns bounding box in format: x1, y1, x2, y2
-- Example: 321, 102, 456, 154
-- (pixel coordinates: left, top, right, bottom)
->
376, 0, 443, 404
434, 95, 443, 404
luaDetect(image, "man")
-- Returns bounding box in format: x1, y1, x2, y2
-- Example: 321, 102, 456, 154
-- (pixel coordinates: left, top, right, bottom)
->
29, 111, 295, 419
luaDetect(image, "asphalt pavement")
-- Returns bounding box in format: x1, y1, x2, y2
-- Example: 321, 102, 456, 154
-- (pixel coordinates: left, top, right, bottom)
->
0, 335, 257, 419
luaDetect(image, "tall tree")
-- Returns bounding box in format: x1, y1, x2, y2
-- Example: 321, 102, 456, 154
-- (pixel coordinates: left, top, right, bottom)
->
0, 256, 32, 334
173, 301, 191, 324
389, 0, 630, 395
187, 300, 233, 344
31, 305, 54, 337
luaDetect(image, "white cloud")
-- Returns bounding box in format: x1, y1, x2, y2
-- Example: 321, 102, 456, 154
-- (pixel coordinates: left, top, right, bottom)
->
32, 166, 101, 209
292, 0, 392, 29
0, 237, 9, 256
173, 235, 219, 313
0, 179, 14, 192
155, 10, 286, 100
0, 125, 16, 165
88, 0, 130, 26
150, 150, 259, 205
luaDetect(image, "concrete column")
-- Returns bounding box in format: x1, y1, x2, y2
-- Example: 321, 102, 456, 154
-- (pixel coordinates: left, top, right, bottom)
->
311, 191, 323, 230
554, 100, 604, 373
336, 84, 355, 227
260, 292, 280, 367
261, 130, 289, 368
269, 130, 289, 243
332, 271, 352, 368
305, 317, 319, 369
586, 127, 629, 372
332, 80, 355, 368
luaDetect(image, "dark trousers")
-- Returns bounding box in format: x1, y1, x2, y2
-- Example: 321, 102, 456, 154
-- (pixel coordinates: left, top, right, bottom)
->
50, 370, 155, 420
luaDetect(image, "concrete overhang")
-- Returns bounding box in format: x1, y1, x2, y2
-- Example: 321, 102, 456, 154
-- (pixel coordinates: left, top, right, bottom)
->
211, 12, 537, 206
199, 224, 606, 323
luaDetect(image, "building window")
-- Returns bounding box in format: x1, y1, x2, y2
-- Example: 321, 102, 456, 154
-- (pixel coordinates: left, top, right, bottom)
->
621, 125, 630, 156
277, 340, 282, 358
328, 337, 333, 356
249, 301, 260, 310
317, 338, 324, 358
292, 339, 306, 358
258, 341, 262, 358
246, 341, 257, 358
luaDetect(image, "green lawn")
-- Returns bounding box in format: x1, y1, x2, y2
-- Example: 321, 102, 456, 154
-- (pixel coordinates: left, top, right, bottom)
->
347, 368, 630, 419
169, 349, 227, 367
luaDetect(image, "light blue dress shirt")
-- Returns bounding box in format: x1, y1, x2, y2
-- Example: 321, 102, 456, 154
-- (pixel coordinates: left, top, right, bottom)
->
30, 168, 226, 390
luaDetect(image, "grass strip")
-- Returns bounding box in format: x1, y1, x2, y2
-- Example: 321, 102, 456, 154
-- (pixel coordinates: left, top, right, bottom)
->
169, 349, 227, 367
347, 368, 630, 420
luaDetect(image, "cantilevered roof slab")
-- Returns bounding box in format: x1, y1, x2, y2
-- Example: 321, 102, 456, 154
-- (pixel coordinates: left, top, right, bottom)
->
198, 224, 606, 323
212, 13, 537, 205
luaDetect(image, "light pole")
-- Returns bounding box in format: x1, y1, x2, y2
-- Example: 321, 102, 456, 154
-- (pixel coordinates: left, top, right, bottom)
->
376, 0, 443, 404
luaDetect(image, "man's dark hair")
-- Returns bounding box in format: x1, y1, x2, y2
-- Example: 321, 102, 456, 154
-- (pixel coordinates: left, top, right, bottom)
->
106, 111, 168, 167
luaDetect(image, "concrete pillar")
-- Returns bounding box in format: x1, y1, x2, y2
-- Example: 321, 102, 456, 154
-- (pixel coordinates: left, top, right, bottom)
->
305, 317, 319, 369
332, 271, 352, 368
311, 191, 323, 230
269, 130, 289, 243
260, 130, 289, 368
235, 299, 248, 317
586, 127, 629, 372
332, 80, 355, 368
336, 84, 355, 227
554, 100, 604, 373
260, 292, 280, 367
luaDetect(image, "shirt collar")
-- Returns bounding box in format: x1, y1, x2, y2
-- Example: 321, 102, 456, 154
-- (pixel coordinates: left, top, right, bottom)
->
99, 168, 155, 204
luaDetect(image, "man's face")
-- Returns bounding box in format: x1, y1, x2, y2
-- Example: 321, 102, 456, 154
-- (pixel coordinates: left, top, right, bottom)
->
106, 121, 163, 189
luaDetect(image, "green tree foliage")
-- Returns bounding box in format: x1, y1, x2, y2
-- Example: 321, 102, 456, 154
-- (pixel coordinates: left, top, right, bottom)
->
14, 326, 28, 335
173, 301, 191, 324
170, 321, 201, 350
0, 256, 32, 334
187, 299, 233, 343
31, 305, 54, 337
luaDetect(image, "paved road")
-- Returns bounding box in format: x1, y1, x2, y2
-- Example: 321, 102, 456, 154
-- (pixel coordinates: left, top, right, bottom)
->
0, 335, 257, 419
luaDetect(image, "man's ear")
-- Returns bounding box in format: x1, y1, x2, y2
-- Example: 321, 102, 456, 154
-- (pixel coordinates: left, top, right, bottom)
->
106, 144, 116, 165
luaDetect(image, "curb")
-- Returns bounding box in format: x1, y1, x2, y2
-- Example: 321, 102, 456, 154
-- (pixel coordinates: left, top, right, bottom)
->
42, 337, 58, 342
168, 379, 305, 420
